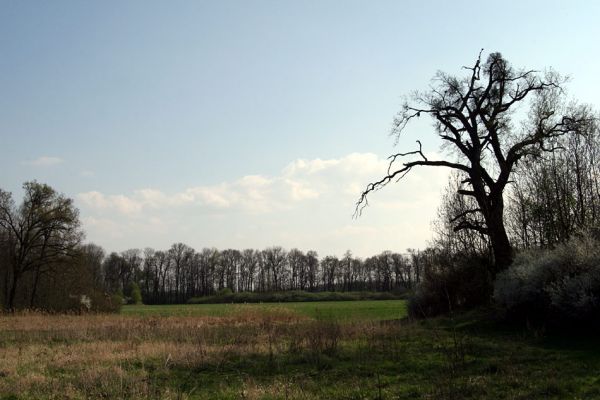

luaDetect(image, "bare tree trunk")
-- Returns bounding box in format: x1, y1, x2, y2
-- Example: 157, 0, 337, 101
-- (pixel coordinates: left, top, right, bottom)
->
6, 271, 20, 311
488, 222, 513, 272
29, 264, 41, 308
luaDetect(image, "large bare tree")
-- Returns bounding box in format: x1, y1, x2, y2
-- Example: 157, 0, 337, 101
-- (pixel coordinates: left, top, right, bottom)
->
356, 51, 595, 271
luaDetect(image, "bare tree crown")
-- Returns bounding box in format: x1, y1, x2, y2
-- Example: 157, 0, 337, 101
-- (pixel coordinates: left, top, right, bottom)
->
356, 51, 595, 218
355, 51, 597, 269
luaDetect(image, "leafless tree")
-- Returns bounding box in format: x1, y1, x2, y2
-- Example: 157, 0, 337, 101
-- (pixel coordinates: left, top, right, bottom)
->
167, 243, 193, 303
306, 250, 319, 291
262, 246, 287, 291
221, 249, 241, 292
507, 124, 600, 247
288, 248, 305, 290
356, 51, 595, 271
320, 256, 339, 291
239, 249, 259, 291
80, 243, 105, 289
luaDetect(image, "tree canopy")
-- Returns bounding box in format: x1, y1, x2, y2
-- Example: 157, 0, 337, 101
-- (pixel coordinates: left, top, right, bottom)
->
0, 181, 83, 310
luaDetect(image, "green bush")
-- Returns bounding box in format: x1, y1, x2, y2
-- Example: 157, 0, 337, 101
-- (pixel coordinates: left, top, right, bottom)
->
408, 254, 493, 318
494, 234, 600, 327
127, 283, 143, 305
89, 291, 122, 313
187, 290, 405, 304
216, 287, 233, 296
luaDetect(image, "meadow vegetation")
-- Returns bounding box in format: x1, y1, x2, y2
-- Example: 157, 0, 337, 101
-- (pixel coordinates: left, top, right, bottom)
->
123, 300, 407, 321
1, 301, 600, 399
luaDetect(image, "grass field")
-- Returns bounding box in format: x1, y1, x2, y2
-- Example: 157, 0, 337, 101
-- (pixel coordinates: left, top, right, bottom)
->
121, 300, 408, 321
1, 301, 600, 399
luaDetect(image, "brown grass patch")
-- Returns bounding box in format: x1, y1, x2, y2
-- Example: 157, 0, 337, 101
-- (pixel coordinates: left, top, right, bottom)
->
0, 309, 408, 399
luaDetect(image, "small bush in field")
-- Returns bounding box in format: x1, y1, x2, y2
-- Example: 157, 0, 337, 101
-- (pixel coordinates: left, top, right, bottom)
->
494, 234, 600, 327
89, 291, 122, 313
408, 255, 493, 318
217, 287, 233, 296
127, 283, 143, 305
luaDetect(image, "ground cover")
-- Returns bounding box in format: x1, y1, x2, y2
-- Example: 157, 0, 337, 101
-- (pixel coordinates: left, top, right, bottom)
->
1, 301, 599, 399
121, 300, 408, 321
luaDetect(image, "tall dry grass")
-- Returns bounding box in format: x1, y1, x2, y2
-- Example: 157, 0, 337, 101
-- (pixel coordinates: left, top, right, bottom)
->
0, 308, 409, 399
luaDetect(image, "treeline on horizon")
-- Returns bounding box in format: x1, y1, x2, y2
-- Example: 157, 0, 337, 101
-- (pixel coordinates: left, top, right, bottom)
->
89, 245, 422, 305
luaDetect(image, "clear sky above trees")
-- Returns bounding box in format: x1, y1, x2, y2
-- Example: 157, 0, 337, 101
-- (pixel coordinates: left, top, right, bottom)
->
1, 0, 598, 256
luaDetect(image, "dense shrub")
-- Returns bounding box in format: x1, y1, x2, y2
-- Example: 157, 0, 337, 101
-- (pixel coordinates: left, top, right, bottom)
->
408, 254, 493, 318
126, 282, 143, 305
217, 287, 233, 296
89, 291, 123, 313
188, 290, 405, 304
494, 234, 600, 327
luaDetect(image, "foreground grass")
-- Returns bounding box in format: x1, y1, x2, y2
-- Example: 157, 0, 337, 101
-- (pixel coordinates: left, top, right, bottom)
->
121, 300, 408, 321
1, 302, 599, 399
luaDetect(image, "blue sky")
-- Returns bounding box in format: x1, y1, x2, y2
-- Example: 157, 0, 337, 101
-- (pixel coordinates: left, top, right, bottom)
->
1, 1, 599, 256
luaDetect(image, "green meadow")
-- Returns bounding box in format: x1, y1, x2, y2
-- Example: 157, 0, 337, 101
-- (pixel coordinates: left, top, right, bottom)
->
2, 301, 600, 399
121, 299, 408, 321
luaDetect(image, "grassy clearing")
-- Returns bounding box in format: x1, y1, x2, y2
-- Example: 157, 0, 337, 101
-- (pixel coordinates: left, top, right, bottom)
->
121, 299, 408, 321
1, 302, 599, 399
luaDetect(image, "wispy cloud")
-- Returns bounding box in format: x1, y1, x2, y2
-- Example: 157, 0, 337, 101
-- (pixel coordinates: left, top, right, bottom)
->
77, 152, 449, 256
23, 156, 64, 167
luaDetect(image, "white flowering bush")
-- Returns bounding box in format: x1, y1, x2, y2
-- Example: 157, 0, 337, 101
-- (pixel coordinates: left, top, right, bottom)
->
494, 234, 600, 326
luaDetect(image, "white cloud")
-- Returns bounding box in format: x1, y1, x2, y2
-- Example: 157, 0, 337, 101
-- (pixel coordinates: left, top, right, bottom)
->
78, 191, 143, 216
23, 156, 64, 167
285, 179, 320, 201
77, 152, 449, 256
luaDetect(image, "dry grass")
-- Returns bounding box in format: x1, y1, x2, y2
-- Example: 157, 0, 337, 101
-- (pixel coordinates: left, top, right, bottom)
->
2, 308, 598, 399
0, 308, 369, 399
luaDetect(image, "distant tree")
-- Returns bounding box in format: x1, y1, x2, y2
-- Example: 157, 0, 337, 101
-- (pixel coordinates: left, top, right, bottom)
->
321, 256, 339, 291
390, 252, 412, 290
79, 243, 105, 289
221, 249, 241, 292
198, 248, 218, 295
407, 248, 423, 285
340, 251, 354, 291
168, 243, 193, 302
99, 249, 142, 297
121, 249, 142, 294
0, 182, 82, 311
305, 250, 319, 291
357, 51, 595, 271
102, 252, 125, 294
287, 248, 305, 290
262, 247, 287, 291
239, 249, 259, 292
375, 252, 393, 291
